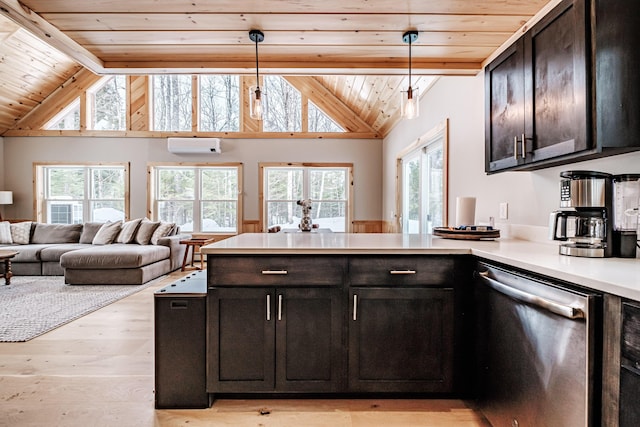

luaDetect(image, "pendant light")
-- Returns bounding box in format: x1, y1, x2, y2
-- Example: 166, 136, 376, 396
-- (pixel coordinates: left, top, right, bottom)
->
401, 30, 419, 120
249, 29, 265, 120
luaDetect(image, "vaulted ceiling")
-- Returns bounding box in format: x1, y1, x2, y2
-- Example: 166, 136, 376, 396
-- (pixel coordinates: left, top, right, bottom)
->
0, 0, 554, 137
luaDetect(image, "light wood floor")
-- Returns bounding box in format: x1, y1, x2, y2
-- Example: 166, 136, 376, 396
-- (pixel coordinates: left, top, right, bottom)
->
0, 270, 491, 427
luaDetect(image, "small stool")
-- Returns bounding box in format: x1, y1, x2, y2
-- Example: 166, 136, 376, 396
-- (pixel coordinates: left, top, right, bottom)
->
180, 238, 215, 271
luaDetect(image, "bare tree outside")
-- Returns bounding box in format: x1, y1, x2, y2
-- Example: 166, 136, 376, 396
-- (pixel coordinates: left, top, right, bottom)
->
199, 75, 239, 131
93, 76, 126, 131
263, 76, 302, 132
309, 101, 344, 132
152, 75, 192, 131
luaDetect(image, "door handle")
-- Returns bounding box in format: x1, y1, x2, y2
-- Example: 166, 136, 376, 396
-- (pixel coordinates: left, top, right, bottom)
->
352, 294, 358, 321
278, 294, 283, 321
476, 271, 585, 320
266, 294, 271, 321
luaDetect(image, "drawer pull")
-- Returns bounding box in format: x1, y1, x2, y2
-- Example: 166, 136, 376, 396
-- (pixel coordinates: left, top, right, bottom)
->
390, 270, 416, 275
278, 294, 283, 321
261, 270, 288, 275
266, 294, 271, 321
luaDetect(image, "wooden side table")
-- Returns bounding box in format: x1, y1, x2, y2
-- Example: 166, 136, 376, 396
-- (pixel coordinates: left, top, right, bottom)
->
0, 250, 18, 286
180, 238, 215, 271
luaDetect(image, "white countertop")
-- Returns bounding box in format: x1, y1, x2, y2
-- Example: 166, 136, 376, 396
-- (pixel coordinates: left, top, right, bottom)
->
202, 233, 640, 301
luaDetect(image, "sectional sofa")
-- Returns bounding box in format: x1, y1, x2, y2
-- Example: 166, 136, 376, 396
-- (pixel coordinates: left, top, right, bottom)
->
0, 219, 189, 285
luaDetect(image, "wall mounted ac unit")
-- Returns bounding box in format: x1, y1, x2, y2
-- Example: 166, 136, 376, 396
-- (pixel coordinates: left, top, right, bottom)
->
167, 137, 222, 154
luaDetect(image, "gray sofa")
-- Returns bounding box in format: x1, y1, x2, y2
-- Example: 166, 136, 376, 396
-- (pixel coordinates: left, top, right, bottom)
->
0, 220, 188, 285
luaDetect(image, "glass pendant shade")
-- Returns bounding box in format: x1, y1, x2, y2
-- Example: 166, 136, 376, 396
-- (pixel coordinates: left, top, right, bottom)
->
249, 85, 264, 120
401, 86, 419, 119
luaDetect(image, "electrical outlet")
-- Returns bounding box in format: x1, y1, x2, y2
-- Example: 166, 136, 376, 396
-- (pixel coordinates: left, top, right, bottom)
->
499, 202, 509, 220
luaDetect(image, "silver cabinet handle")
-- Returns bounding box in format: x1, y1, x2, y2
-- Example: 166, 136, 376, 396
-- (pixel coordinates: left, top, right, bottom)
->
261, 270, 288, 275
266, 294, 271, 321
278, 294, 283, 321
353, 295, 358, 321
390, 270, 416, 275
477, 271, 585, 320
521, 133, 526, 159
514, 135, 519, 160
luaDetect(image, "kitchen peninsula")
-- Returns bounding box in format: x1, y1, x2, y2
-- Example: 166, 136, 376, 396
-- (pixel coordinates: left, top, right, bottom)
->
157, 233, 640, 426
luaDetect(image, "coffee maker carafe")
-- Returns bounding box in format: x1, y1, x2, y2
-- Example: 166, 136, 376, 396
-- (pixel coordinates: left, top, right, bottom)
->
549, 170, 613, 258
613, 174, 640, 258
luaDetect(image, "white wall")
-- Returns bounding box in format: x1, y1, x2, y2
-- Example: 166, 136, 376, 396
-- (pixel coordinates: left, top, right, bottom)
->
2, 136, 382, 223
384, 74, 640, 229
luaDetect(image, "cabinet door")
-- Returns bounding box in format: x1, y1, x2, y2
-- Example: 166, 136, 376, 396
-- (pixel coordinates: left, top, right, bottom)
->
275, 288, 344, 392
348, 287, 454, 392
207, 287, 275, 392
485, 38, 526, 172
525, 0, 590, 163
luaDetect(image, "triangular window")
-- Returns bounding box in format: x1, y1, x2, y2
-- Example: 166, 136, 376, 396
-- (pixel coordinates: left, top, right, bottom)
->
308, 101, 344, 132
45, 98, 80, 130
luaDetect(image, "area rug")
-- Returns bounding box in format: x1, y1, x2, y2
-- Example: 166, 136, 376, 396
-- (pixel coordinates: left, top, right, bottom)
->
0, 276, 158, 342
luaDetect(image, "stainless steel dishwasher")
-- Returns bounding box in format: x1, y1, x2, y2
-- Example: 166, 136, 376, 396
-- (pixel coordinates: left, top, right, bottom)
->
474, 261, 601, 427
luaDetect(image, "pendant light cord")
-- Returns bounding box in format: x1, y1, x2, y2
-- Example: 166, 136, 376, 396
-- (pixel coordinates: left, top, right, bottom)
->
408, 36, 412, 89
255, 36, 260, 92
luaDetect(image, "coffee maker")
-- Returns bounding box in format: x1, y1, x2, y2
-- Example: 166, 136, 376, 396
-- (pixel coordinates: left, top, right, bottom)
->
549, 170, 613, 258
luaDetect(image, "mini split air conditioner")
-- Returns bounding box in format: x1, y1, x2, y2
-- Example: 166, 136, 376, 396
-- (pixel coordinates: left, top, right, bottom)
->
167, 137, 222, 154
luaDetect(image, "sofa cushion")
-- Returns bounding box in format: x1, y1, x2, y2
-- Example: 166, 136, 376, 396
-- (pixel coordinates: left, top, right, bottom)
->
150, 221, 175, 245
60, 244, 169, 269
80, 222, 103, 244
4, 244, 52, 262
92, 221, 122, 245
135, 219, 160, 245
39, 243, 93, 262
116, 218, 142, 244
31, 223, 82, 244
0, 221, 12, 244
10, 221, 32, 244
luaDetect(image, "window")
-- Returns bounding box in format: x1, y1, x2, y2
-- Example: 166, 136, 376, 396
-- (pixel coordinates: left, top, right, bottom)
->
45, 98, 80, 130
398, 120, 448, 234
89, 75, 127, 131
150, 164, 242, 233
199, 75, 240, 131
152, 75, 192, 131
263, 76, 302, 132
261, 163, 352, 232
35, 163, 129, 224
308, 101, 344, 132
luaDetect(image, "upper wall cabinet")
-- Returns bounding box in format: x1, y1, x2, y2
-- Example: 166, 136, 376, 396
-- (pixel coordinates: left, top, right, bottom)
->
485, 0, 590, 173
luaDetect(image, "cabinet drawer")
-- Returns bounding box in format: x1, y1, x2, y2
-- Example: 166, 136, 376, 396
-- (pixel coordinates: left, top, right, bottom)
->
208, 255, 346, 286
622, 301, 640, 364
349, 256, 457, 286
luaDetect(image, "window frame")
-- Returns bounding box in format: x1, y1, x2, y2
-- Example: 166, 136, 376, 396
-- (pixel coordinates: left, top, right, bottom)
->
34, 162, 130, 223
147, 162, 243, 235
396, 119, 449, 234
259, 162, 354, 232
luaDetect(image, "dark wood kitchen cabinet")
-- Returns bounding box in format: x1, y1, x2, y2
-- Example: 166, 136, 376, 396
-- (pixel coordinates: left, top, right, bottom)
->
619, 300, 640, 427
207, 255, 345, 394
347, 256, 469, 393
485, 0, 590, 172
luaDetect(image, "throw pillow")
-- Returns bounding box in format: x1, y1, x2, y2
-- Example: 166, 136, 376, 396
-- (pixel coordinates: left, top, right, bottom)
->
79, 222, 104, 244
116, 218, 143, 244
10, 221, 32, 244
0, 221, 12, 244
92, 221, 123, 245
134, 219, 160, 245
150, 221, 175, 245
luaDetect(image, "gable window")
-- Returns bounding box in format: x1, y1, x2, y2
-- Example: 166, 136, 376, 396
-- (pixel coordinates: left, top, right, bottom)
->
45, 98, 80, 130
308, 101, 344, 133
397, 120, 448, 234
261, 163, 352, 232
89, 75, 127, 131
35, 163, 129, 224
263, 76, 302, 132
149, 164, 242, 233
152, 75, 192, 131
199, 75, 240, 132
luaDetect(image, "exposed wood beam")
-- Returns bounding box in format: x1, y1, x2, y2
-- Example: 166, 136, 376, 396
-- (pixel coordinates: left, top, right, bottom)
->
0, 0, 105, 73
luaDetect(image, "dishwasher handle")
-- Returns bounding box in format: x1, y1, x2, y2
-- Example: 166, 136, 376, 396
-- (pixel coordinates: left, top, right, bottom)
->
476, 271, 585, 320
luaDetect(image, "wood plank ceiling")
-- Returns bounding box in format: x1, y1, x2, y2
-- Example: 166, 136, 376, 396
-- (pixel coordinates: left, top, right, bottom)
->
0, 0, 553, 137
